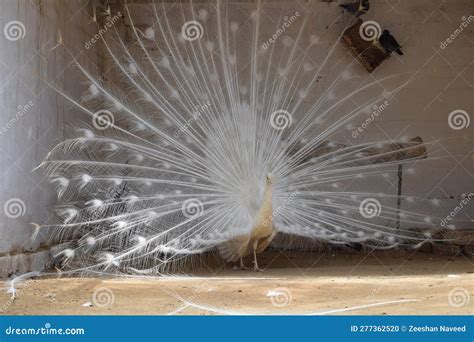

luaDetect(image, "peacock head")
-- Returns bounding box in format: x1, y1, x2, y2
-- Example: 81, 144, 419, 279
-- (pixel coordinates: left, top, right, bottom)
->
265, 173, 274, 186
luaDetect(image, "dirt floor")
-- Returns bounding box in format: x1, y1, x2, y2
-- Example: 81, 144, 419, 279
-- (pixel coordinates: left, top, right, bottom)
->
1, 251, 473, 315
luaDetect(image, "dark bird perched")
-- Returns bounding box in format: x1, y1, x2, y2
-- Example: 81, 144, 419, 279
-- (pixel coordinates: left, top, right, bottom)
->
379, 29, 404, 55
339, 0, 370, 17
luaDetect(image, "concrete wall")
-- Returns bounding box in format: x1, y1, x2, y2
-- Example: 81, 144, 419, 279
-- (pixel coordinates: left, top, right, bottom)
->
0, 0, 99, 277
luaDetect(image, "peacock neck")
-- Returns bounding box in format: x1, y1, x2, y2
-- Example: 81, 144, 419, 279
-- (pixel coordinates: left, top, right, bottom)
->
257, 180, 273, 222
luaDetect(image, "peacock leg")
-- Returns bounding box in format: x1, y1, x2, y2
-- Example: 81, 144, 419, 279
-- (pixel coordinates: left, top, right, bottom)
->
252, 243, 264, 272
234, 256, 249, 271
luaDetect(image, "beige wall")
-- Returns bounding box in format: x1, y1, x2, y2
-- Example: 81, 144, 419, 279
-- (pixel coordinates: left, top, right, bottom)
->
0, 0, 99, 276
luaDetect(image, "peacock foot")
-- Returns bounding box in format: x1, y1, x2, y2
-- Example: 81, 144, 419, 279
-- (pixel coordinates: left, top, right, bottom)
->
233, 264, 250, 271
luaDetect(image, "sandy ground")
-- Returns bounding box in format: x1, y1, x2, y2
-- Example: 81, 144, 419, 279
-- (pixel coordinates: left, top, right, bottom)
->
1, 251, 473, 315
